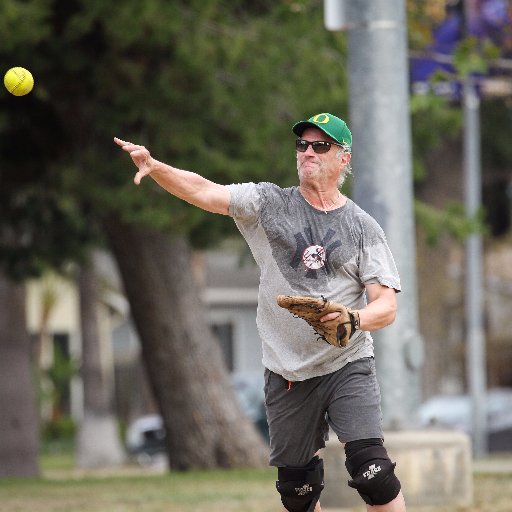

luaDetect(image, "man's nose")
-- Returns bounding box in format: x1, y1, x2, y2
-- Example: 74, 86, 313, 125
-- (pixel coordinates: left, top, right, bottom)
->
304, 144, 316, 155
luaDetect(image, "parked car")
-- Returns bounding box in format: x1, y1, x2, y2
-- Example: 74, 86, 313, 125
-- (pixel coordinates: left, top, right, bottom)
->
126, 372, 268, 465
418, 388, 512, 452
125, 414, 167, 466
230, 371, 268, 440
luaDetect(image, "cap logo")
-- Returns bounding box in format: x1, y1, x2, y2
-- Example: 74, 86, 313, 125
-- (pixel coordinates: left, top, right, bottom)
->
312, 114, 330, 124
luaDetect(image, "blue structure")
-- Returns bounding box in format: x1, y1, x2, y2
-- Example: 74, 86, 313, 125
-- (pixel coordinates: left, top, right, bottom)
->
410, 0, 512, 99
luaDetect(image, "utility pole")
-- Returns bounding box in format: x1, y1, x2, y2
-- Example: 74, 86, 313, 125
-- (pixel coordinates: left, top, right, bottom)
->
462, 0, 488, 458
325, 0, 423, 428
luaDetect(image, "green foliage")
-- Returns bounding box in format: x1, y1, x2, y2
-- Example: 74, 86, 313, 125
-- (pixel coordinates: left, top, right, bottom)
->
480, 99, 512, 168
0, 0, 51, 53
37, 343, 79, 434
0, 0, 99, 280
415, 200, 487, 245
2, 0, 351, 266
453, 36, 495, 78
406, 0, 447, 50
409, 91, 462, 183
46, 343, 79, 396
2, 0, 509, 277
407, 3, 512, 241
41, 415, 76, 444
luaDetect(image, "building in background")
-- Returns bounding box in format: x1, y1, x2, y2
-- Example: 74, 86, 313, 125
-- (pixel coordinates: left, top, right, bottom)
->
26, 248, 263, 427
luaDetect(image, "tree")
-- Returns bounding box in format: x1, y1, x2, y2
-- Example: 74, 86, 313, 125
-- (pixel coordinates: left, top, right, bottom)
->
75, 260, 126, 468
104, 217, 268, 468
33, 0, 350, 469
0, 1, 94, 475
1, 0, 352, 469
0, 274, 39, 477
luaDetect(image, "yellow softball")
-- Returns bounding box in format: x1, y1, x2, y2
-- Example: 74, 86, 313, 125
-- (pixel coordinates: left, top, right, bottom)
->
4, 67, 34, 96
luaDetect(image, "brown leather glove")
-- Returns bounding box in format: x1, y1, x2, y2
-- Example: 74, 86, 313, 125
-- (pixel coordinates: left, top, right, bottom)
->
277, 295, 359, 348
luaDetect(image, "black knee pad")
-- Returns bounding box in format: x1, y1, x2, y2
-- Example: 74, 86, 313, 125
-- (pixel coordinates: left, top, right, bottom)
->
276, 456, 324, 512
344, 439, 401, 506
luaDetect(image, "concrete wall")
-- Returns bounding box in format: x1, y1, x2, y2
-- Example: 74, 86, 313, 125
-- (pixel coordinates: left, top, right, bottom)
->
322, 429, 473, 509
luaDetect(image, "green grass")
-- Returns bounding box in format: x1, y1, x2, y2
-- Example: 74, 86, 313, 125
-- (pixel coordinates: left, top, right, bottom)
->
0, 467, 280, 512
39, 451, 75, 472
0, 452, 511, 512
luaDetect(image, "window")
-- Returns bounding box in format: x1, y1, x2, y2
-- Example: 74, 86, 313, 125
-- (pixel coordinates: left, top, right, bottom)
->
211, 323, 234, 371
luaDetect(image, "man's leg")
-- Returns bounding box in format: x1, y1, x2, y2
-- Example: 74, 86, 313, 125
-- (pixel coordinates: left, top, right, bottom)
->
344, 439, 403, 510
367, 490, 406, 511
276, 455, 324, 512
280, 463, 405, 512
264, 369, 330, 512
323, 360, 405, 511
282, 502, 322, 512
280, 450, 324, 512
282, 500, 322, 512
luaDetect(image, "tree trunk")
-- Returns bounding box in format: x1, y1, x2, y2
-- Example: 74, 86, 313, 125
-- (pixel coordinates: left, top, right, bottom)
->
103, 215, 268, 470
75, 262, 125, 468
0, 273, 40, 477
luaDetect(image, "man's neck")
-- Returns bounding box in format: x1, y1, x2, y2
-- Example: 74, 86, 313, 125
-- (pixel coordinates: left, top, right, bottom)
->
299, 186, 346, 213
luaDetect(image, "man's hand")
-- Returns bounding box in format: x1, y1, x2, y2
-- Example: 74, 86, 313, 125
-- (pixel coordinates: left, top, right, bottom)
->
277, 295, 359, 348
320, 311, 342, 322
114, 137, 154, 185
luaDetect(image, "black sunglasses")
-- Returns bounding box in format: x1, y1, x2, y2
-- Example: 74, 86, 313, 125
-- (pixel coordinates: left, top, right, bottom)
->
295, 138, 345, 154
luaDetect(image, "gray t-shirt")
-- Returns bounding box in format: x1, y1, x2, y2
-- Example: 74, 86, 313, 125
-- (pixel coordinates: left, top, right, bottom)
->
227, 182, 400, 382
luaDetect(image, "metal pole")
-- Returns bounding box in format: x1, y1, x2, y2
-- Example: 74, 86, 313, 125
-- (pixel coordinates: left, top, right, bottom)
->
463, 76, 488, 457
343, 0, 424, 428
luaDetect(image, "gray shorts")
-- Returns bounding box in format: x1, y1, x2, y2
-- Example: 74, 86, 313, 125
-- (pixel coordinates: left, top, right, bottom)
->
264, 357, 383, 467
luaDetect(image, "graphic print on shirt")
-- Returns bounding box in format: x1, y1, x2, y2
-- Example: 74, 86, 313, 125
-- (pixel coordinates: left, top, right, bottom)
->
290, 227, 341, 279
261, 206, 357, 292
244, 184, 390, 294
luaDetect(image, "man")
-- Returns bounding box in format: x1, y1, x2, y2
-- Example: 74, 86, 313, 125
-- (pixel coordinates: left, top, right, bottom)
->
114, 112, 406, 512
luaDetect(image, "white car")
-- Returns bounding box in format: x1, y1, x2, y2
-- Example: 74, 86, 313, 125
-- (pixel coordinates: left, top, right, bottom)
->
125, 414, 167, 466
418, 388, 512, 452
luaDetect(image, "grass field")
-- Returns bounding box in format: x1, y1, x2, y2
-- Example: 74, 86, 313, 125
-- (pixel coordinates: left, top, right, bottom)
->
0, 453, 511, 512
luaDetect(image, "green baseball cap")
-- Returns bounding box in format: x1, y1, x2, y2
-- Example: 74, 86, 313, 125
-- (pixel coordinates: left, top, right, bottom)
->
292, 112, 352, 148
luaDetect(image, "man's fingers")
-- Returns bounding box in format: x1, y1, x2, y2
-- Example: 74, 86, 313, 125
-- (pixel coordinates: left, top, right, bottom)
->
114, 137, 144, 154
134, 160, 152, 185
115, 140, 149, 166
134, 171, 143, 185
114, 136, 133, 148
320, 311, 341, 323
114, 137, 152, 184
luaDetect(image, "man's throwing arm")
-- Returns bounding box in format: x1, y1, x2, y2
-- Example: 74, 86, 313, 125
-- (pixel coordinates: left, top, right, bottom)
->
114, 137, 231, 215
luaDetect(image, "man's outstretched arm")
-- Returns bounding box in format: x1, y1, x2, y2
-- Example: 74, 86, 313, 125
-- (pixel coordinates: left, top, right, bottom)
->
114, 137, 231, 215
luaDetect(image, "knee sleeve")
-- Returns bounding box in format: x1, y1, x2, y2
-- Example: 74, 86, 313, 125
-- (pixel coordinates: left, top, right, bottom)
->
344, 439, 401, 506
276, 456, 324, 512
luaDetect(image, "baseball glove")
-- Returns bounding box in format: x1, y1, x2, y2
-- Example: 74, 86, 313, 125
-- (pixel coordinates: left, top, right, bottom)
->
277, 295, 359, 348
